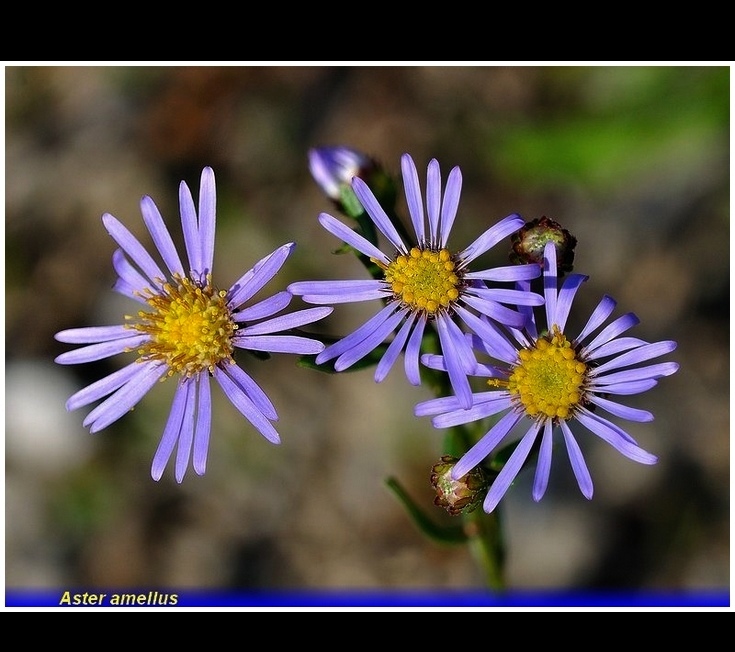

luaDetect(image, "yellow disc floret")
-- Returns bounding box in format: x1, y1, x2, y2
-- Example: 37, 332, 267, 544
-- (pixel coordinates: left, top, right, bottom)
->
504, 327, 587, 420
381, 247, 462, 315
129, 274, 237, 377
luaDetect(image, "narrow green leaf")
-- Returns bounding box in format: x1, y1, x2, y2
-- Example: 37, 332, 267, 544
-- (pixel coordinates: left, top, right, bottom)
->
384, 476, 468, 545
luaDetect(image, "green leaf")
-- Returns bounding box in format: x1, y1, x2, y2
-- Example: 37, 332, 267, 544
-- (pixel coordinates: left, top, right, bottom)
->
384, 476, 468, 545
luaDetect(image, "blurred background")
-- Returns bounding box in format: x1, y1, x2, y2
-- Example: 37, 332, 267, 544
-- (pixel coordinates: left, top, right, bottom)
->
4, 65, 730, 601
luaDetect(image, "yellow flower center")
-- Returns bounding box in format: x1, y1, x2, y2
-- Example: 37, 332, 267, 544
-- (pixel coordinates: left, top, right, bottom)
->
381, 247, 462, 315
129, 274, 237, 377
493, 328, 587, 420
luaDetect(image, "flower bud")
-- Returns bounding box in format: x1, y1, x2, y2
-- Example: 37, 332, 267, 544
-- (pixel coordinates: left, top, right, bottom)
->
510, 216, 577, 275
430, 455, 489, 516
308, 146, 396, 218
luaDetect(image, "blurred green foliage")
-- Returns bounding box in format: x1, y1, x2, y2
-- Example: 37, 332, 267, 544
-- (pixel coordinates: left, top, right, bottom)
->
487, 66, 729, 191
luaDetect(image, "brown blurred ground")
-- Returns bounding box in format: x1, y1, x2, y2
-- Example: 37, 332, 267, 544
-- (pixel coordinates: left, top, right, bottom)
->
4, 65, 729, 598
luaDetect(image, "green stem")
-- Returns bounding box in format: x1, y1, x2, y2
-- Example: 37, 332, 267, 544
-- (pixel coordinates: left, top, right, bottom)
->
446, 421, 506, 591
464, 505, 506, 590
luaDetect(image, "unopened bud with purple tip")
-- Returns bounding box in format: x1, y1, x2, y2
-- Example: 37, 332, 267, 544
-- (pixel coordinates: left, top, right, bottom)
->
308, 146, 396, 219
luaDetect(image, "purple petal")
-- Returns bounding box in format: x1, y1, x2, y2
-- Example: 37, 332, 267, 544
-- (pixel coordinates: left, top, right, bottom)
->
591, 341, 677, 374
102, 213, 166, 287
458, 214, 524, 266
228, 243, 295, 309
140, 195, 185, 277
455, 305, 519, 365
465, 263, 541, 282
402, 153, 425, 243
560, 420, 593, 499
236, 334, 325, 355
435, 314, 475, 409
420, 352, 446, 372
288, 279, 387, 305
461, 293, 528, 329
54, 334, 149, 365
597, 379, 659, 395
197, 167, 216, 278
112, 274, 144, 303
318, 212, 391, 264
462, 357, 508, 379
553, 273, 588, 333
532, 420, 554, 501
403, 314, 426, 385
417, 390, 503, 417
193, 373, 212, 475
179, 178, 201, 277
510, 279, 538, 341
352, 176, 407, 252
426, 159, 441, 245
83, 362, 166, 433
213, 365, 280, 444
587, 394, 654, 422
588, 336, 648, 360
582, 313, 641, 356
232, 291, 292, 323
433, 394, 512, 428
316, 303, 402, 364
66, 361, 145, 411
543, 242, 558, 329
576, 410, 658, 465
578, 406, 639, 445
484, 420, 542, 513
505, 324, 535, 351
175, 379, 197, 483
55, 325, 132, 344
439, 166, 462, 248
334, 307, 407, 371
151, 380, 189, 481
112, 249, 154, 301
238, 307, 332, 336
375, 311, 416, 383
224, 362, 278, 421
469, 287, 545, 306
591, 362, 679, 386
415, 394, 467, 417
452, 410, 523, 478
575, 295, 617, 345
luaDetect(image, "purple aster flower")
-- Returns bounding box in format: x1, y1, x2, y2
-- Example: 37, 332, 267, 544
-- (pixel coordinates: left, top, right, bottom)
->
54, 167, 332, 483
289, 153, 543, 409
416, 242, 679, 513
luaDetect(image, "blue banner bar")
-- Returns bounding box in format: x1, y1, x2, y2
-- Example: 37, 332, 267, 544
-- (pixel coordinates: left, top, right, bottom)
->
5, 589, 730, 608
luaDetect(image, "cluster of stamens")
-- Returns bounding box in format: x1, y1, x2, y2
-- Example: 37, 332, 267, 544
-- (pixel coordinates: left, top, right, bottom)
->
129, 274, 237, 377
491, 327, 587, 420
380, 247, 462, 315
